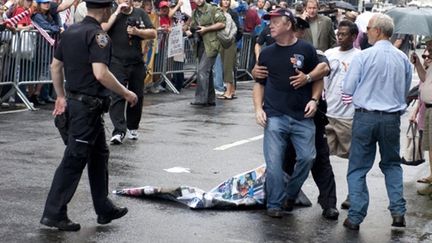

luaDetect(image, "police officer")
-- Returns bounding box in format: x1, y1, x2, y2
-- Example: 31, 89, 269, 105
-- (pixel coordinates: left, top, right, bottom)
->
102, 0, 156, 144
40, 0, 138, 231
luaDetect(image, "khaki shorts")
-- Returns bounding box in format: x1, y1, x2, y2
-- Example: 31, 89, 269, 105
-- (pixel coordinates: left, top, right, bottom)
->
422, 108, 432, 151
325, 117, 353, 159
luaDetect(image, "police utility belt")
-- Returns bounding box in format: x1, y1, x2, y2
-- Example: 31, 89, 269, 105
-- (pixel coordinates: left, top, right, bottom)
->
66, 92, 111, 113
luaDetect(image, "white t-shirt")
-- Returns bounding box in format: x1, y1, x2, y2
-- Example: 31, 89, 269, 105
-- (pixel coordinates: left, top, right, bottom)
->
324, 47, 361, 119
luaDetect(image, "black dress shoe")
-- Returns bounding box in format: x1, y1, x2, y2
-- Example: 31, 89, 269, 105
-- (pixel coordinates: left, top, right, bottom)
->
322, 208, 339, 220
283, 198, 295, 212
343, 218, 360, 230
97, 206, 128, 225
267, 208, 283, 218
207, 102, 216, 106
341, 196, 350, 210
190, 102, 208, 106
392, 215, 406, 227
40, 217, 81, 231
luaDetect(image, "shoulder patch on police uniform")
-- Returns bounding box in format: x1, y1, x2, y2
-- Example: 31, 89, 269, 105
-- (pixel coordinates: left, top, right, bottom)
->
96, 33, 109, 48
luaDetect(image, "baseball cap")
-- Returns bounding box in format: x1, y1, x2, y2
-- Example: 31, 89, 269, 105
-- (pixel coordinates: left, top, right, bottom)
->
262, 8, 296, 24
159, 1, 169, 8
85, 0, 112, 8
36, 0, 50, 3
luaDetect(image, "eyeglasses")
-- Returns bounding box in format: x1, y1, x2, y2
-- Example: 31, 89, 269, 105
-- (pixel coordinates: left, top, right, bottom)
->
422, 54, 432, 59
366, 26, 374, 31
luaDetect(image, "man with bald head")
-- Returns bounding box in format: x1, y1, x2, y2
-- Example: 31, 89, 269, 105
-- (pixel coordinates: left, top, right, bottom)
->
342, 13, 412, 230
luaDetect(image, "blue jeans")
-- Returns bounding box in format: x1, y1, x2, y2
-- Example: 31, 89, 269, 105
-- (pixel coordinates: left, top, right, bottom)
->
212, 54, 224, 92
347, 111, 406, 224
264, 115, 316, 209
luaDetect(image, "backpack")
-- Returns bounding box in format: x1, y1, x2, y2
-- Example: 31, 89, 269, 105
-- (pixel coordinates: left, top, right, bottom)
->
214, 9, 237, 49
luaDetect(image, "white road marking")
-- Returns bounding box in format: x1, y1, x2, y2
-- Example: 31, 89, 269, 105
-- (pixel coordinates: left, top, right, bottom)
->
214, 135, 263, 151
164, 167, 191, 173
0, 109, 27, 115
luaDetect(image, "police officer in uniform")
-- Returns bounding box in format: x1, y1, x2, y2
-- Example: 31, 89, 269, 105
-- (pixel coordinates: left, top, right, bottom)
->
40, 0, 138, 231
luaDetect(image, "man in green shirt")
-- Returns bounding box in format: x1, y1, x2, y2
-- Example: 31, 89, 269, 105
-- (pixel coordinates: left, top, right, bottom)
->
187, 0, 225, 106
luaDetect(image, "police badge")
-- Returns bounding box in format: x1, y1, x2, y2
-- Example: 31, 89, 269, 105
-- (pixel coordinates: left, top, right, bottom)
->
96, 33, 109, 48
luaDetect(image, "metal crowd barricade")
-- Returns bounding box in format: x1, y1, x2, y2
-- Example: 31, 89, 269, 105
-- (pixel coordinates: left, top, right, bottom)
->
236, 32, 254, 82
153, 30, 181, 94
165, 36, 197, 89
0, 29, 19, 106
0, 29, 57, 110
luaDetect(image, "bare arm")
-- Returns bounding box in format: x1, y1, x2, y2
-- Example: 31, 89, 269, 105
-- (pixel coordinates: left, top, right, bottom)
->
92, 63, 138, 106
127, 26, 157, 40
411, 52, 427, 82
57, 0, 77, 13
304, 79, 323, 118
168, 0, 183, 18
51, 58, 67, 116
254, 43, 261, 62
289, 62, 330, 89
101, 3, 128, 31
253, 83, 266, 127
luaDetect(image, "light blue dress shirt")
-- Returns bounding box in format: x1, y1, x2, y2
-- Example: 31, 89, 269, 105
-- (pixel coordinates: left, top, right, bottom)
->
342, 40, 412, 112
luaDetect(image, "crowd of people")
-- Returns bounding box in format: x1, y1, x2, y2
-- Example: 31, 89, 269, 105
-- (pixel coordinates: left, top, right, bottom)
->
249, 0, 431, 232
0, 0, 431, 233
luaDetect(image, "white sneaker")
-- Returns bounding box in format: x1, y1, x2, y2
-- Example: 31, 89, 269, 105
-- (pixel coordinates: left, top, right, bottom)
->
127, 129, 139, 140
110, 134, 124, 145
215, 90, 224, 96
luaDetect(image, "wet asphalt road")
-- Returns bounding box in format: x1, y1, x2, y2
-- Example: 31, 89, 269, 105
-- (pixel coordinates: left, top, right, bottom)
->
1, 81, 432, 243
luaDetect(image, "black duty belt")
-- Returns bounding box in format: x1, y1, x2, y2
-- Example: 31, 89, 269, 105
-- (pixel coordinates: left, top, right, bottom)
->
66, 92, 110, 112
355, 108, 401, 115
425, 103, 432, 108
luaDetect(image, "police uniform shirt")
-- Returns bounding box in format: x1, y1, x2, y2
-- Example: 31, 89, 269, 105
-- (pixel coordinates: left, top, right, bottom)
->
108, 7, 154, 65
55, 16, 112, 97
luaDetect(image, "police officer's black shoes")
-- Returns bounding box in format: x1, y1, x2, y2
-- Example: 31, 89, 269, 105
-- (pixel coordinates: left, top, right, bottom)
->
97, 206, 128, 225
322, 208, 339, 220
283, 198, 295, 212
391, 215, 406, 227
40, 217, 81, 231
341, 196, 350, 210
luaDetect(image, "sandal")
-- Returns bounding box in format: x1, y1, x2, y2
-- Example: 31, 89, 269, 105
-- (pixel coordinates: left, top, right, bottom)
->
417, 177, 432, 184
217, 95, 234, 100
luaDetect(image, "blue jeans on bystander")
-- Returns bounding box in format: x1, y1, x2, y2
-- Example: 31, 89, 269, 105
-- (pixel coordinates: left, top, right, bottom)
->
347, 111, 406, 225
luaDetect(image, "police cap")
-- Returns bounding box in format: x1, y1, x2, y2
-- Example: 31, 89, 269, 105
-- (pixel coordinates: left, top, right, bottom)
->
85, 0, 112, 9
295, 17, 309, 30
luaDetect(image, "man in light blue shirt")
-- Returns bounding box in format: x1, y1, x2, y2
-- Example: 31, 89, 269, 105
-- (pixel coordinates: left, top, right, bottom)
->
341, 13, 412, 231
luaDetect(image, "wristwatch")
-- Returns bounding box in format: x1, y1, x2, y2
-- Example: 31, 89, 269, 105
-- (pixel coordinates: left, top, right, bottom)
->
311, 98, 319, 105
305, 74, 313, 83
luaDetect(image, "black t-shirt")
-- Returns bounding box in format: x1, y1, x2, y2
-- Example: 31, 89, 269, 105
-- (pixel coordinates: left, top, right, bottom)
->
55, 16, 112, 97
256, 25, 274, 46
257, 39, 319, 120
108, 8, 154, 65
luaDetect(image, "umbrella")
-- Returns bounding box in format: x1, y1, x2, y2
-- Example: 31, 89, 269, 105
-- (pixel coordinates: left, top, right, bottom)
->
329, 1, 357, 12
385, 7, 432, 36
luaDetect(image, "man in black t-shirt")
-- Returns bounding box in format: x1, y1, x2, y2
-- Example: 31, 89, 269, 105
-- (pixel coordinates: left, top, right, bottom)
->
252, 8, 320, 218
102, 0, 156, 144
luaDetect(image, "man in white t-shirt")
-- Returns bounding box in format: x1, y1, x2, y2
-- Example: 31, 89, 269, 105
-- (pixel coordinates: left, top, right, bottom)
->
324, 20, 360, 210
